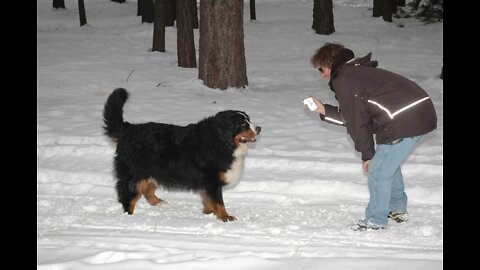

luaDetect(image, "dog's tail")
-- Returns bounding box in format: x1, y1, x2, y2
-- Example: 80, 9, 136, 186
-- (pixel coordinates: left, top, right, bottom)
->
103, 88, 129, 139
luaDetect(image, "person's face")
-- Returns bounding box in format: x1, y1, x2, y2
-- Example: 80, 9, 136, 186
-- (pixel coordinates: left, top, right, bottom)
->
316, 66, 331, 79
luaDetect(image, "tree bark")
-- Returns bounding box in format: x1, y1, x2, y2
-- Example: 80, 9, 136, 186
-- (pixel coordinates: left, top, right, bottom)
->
373, 0, 382, 17
250, 0, 256, 21
152, 0, 166, 52
142, 0, 154, 23
53, 0, 65, 9
190, 0, 199, 29
137, 0, 142, 16
164, 0, 176, 27
78, 0, 87, 26
373, 0, 397, 22
312, 0, 335, 35
198, 0, 248, 90
176, 0, 196, 67
382, 0, 395, 22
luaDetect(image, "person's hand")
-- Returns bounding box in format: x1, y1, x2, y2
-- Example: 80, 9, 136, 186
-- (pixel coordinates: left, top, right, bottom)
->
310, 96, 325, 115
362, 160, 370, 173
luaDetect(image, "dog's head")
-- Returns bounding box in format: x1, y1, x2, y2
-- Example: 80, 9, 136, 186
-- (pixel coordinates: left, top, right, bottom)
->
214, 110, 261, 146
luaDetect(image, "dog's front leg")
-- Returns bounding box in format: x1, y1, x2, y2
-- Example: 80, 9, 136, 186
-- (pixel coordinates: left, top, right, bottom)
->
215, 203, 237, 222
204, 187, 236, 222
201, 191, 215, 215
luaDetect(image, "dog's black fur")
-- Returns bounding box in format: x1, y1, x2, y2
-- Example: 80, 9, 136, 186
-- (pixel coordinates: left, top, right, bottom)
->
103, 88, 261, 221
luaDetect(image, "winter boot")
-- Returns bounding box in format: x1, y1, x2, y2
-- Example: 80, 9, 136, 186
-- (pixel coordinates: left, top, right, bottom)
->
388, 212, 409, 223
351, 220, 387, 231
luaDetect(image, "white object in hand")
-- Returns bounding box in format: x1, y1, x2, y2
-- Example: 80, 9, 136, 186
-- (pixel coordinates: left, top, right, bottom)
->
303, 97, 318, 111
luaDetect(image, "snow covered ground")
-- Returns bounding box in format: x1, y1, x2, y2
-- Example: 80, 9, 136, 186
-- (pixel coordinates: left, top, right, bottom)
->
37, 0, 443, 269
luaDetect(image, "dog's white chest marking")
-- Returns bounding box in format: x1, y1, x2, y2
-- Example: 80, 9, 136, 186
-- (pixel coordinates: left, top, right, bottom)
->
224, 144, 248, 188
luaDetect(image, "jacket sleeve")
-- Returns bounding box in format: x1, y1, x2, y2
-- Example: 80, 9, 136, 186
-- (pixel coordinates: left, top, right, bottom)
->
332, 79, 375, 161
319, 104, 346, 126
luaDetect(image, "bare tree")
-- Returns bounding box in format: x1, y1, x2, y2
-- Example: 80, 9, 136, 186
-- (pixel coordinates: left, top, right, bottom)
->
53, 0, 65, 9
373, 0, 382, 17
312, 0, 335, 35
190, 0, 199, 29
250, 0, 256, 21
78, 0, 87, 26
142, 0, 154, 23
152, 0, 166, 52
165, 0, 176, 27
176, 0, 196, 67
382, 0, 395, 22
137, 0, 142, 16
373, 0, 397, 22
198, 0, 248, 90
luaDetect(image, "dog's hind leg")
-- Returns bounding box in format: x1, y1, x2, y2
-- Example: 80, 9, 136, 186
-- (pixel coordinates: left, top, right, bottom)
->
115, 159, 141, 214
116, 179, 140, 214
143, 178, 164, 206
128, 179, 164, 213
117, 178, 162, 214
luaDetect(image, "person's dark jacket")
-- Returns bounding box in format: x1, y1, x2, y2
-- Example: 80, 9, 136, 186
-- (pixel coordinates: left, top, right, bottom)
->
320, 48, 437, 161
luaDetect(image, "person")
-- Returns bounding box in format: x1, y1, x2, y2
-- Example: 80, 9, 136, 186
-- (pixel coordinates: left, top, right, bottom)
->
306, 43, 437, 231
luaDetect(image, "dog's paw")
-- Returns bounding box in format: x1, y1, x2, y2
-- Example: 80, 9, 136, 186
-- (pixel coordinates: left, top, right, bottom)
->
147, 197, 164, 206
218, 215, 237, 222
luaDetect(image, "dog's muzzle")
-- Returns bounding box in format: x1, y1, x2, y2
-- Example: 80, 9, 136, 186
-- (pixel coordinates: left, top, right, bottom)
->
239, 126, 261, 143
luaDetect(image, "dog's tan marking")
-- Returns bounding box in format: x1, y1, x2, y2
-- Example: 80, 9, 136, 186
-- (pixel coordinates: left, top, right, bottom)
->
129, 179, 163, 214
143, 178, 163, 206
201, 192, 215, 215
200, 192, 236, 221
218, 171, 227, 185
234, 129, 257, 148
128, 183, 144, 214
213, 202, 236, 222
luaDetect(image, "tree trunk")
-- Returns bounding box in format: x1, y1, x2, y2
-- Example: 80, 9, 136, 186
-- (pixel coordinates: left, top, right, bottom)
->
165, 0, 176, 27
78, 0, 87, 26
152, 0, 166, 52
312, 0, 335, 35
176, 0, 196, 67
382, 0, 395, 22
374, 0, 397, 21
53, 0, 65, 9
250, 0, 256, 21
199, 0, 248, 90
142, 0, 154, 23
190, 0, 199, 29
137, 0, 142, 16
373, 0, 382, 17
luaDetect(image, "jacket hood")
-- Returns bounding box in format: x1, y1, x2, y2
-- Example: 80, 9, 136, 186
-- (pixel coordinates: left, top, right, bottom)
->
330, 48, 355, 78
329, 49, 379, 88
347, 52, 378, 68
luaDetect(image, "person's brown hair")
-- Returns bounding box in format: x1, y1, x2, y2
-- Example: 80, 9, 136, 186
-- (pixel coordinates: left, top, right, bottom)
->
310, 43, 345, 69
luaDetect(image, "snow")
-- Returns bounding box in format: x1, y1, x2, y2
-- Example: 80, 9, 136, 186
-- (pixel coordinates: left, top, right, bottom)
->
37, 0, 443, 269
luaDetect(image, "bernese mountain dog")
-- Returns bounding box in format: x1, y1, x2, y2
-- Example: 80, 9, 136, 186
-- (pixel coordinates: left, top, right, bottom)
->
103, 88, 261, 222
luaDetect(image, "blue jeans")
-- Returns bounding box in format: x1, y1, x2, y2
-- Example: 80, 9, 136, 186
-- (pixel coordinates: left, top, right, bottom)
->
364, 135, 423, 226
